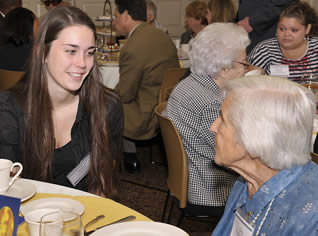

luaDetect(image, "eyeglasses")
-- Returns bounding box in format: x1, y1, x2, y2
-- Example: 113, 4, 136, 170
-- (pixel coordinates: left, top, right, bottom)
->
43, 0, 61, 6
234, 60, 249, 70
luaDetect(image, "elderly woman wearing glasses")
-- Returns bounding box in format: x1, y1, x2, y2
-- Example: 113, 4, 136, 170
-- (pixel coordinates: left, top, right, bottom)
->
165, 23, 250, 215
211, 76, 318, 235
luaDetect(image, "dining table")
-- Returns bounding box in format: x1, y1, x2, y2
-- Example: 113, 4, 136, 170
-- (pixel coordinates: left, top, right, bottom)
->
98, 53, 190, 89
16, 178, 150, 235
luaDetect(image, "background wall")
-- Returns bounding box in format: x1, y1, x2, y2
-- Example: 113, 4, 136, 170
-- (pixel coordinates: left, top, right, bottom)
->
22, 0, 318, 38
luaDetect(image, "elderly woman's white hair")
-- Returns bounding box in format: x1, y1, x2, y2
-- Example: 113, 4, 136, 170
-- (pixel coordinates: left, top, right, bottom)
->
223, 75, 316, 169
189, 23, 250, 77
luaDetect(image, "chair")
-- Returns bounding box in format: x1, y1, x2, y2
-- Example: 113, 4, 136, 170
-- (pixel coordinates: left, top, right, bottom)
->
311, 152, 318, 164
158, 68, 188, 103
155, 102, 222, 226
138, 67, 186, 166
0, 69, 24, 91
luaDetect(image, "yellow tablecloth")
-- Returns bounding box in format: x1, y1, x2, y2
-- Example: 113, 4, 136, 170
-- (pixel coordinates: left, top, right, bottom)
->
18, 193, 151, 235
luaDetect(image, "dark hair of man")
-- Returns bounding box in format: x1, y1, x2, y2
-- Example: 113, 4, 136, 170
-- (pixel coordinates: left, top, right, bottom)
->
11, 6, 123, 198
280, 0, 318, 37
2, 7, 35, 46
0, 0, 22, 13
115, 0, 147, 21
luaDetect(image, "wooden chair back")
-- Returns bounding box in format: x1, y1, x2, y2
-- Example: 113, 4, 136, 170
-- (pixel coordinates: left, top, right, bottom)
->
0, 69, 24, 91
311, 152, 318, 165
158, 68, 188, 103
155, 102, 188, 208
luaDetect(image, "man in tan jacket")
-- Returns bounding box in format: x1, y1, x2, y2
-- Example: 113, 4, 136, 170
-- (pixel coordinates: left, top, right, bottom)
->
114, 0, 179, 172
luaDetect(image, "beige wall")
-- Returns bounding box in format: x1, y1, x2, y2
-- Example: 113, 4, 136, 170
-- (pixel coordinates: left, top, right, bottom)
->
307, 0, 318, 13
22, 0, 318, 38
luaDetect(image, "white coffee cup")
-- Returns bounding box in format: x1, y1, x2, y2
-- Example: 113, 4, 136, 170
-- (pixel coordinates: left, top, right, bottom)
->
173, 39, 181, 49
181, 44, 191, 55
25, 208, 63, 236
0, 159, 23, 192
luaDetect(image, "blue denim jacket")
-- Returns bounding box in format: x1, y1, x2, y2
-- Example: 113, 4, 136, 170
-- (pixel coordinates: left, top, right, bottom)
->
212, 161, 318, 236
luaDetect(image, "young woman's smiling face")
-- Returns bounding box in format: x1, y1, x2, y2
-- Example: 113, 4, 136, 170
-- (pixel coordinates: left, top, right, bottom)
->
45, 25, 96, 94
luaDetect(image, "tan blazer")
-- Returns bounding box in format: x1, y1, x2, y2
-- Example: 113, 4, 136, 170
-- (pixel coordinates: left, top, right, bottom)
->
115, 23, 179, 140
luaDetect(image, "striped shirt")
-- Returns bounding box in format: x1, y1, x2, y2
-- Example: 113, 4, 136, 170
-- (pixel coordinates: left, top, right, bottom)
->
248, 37, 318, 80
165, 73, 238, 207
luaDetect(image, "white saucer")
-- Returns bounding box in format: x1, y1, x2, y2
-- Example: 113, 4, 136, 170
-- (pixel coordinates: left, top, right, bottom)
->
0, 178, 36, 202
97, 31, 117, 36
20, 198, 84, 220
91, 222, 189, 236
96, 16, 114, 21
98, 61, 119, 67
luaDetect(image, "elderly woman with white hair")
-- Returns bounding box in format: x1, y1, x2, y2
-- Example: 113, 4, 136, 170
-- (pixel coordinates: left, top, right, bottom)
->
165, 23, 250, 215
211, 76, 318, 235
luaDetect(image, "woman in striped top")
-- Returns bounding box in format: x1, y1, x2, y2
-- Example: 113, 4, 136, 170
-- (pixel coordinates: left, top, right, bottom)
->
248, 1, 318, 81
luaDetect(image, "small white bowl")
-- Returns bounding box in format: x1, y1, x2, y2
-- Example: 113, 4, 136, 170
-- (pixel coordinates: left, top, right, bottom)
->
24, 208, 63, 236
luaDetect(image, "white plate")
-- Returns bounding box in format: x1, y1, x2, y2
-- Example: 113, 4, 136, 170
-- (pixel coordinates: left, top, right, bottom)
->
91, 222, 189, 236
20, 198, 84, 220
97, 31, 117, 36
0, 178, 36, 202
96, 16, 114, 21
98, 61, 119, 67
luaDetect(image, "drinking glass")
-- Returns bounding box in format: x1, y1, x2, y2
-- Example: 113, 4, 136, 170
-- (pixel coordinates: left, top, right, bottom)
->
39, 211, 63, 236
40, 211, 84, 236
62, 212, 84, 236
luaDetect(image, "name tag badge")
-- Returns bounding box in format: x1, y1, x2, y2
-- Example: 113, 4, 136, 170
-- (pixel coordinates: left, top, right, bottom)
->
67, 153, 90, 187
270, 64, 290, 77
230, 209, 254, 236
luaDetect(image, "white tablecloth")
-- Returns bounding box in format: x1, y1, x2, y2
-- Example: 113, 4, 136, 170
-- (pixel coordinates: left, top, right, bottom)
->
98, 59, 190, 89
17, 179, 151, 235
22, 178, 95, 197
99, 65, 119, 89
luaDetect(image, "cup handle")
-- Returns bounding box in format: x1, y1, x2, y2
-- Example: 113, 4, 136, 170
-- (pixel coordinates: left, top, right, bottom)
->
9, 162, 23, 187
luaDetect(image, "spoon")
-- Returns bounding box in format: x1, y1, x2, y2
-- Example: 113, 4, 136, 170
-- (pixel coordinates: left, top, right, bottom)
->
85, 215, 136, 235
84, 214, 105, 231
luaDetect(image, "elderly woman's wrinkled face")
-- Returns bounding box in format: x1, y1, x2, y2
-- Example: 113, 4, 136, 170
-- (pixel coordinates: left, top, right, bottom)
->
276, 16, 311, 50
185, 16, 202, 32
210, 96, 247, 167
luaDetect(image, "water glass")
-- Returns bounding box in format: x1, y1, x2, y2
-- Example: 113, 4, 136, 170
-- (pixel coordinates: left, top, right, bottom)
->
40, 211, 84, 236
62, 212, 84, 236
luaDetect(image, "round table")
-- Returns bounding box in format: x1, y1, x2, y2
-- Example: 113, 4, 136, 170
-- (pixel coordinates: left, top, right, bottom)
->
18, 179, 150, 235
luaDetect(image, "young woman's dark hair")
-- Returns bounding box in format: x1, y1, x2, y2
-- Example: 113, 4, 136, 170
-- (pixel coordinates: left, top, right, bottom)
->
280, 0, 318, 37
2, 7, 36, 46
12, 6, 123, 198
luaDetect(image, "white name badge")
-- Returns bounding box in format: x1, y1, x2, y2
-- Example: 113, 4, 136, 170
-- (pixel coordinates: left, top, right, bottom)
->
270, 64, 290, 77
230, 209, 254, 236
67, 153, 90, 187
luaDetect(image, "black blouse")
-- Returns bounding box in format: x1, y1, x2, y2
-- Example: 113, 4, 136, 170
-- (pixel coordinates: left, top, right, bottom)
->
0, 90, 123, 192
